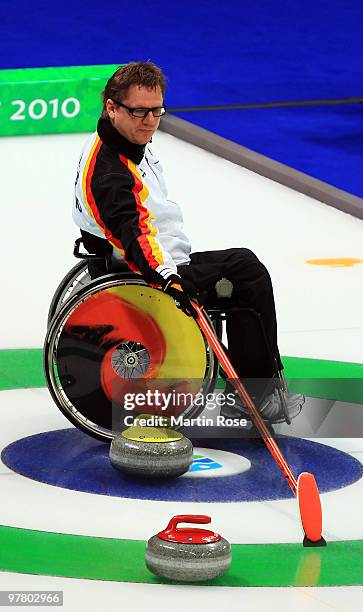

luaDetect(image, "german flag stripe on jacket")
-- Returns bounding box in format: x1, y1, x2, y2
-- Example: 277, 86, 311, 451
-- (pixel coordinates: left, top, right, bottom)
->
73, 118, 191, 286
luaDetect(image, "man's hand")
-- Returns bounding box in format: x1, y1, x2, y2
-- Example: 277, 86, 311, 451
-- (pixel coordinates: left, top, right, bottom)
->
163, 275, 198, 319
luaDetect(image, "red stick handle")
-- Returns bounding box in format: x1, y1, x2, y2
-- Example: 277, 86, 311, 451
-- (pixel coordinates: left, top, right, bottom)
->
195, 304, 298, 494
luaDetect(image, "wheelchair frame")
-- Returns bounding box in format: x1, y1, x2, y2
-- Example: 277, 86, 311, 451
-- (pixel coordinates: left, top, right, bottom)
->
45, 251, 220, 442
45, 239, 290, 442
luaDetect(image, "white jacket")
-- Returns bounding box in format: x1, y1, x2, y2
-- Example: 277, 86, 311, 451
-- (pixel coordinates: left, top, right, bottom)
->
73, 118, 191, 286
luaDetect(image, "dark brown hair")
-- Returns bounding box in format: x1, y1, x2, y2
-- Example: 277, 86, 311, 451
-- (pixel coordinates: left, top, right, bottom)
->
101, 61, 166, 118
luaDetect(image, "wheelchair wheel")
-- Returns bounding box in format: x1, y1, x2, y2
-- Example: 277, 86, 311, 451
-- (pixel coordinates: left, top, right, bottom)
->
44, 273, 218, 442
47, 261, 90, 327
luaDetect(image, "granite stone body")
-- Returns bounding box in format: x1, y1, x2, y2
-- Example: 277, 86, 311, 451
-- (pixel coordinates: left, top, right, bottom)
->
145, 535, 232, 581
109, 434, 193, 478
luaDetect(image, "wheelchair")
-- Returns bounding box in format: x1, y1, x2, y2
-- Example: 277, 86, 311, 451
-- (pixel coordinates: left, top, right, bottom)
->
44, 238, 292, 442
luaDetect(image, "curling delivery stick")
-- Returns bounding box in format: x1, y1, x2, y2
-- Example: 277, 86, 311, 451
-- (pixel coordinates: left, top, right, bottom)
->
195, 303, 326, 546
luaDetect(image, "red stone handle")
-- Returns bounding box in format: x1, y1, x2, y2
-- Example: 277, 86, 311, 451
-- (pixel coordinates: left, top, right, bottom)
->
157, 515, 220, 544
164, 515, 211, 534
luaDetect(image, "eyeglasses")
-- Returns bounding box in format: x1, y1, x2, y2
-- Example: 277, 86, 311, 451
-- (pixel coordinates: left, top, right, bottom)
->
111, 99, 166, 118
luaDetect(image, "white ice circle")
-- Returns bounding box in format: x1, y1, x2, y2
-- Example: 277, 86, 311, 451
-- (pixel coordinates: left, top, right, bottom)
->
182, 447, 251, 478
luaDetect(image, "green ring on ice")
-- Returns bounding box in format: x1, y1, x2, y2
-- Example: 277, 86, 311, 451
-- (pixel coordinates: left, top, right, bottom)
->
1, 348, 363, 586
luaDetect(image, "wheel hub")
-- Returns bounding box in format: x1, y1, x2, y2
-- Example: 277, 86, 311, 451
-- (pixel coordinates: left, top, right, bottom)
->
111, 341, 150, 379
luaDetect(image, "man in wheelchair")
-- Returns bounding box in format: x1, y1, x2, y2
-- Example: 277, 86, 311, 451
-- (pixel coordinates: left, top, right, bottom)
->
72, 61, 304, 435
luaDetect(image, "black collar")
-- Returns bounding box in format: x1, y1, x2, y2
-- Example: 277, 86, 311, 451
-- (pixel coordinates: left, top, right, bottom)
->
97, 118, 146, 165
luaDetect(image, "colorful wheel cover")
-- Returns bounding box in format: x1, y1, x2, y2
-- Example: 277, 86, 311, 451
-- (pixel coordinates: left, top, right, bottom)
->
55, 284, 206, 430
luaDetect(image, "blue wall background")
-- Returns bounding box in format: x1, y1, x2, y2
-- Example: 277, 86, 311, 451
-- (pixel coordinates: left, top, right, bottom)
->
2, 0, 363, 196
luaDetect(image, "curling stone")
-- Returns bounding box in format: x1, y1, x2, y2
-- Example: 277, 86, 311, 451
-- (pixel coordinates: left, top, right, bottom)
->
109, 415, 193, 478
145, 515, 232, 581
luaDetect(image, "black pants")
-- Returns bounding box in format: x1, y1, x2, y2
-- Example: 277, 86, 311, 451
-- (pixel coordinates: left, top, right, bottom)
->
178, 248, 283, 381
